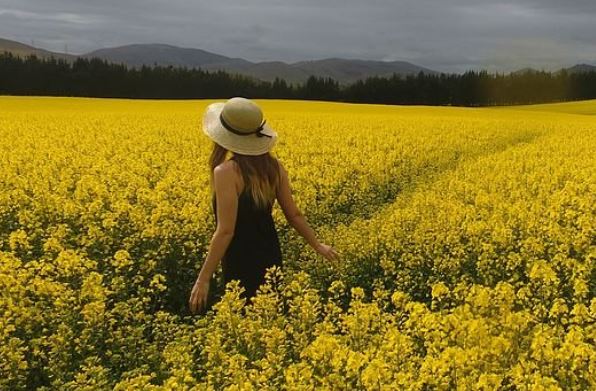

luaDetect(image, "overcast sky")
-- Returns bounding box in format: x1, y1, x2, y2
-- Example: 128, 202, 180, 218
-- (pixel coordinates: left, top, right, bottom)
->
1, 0, 595, 73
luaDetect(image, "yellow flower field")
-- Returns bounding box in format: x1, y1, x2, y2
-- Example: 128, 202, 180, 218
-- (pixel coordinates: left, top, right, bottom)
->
0, 96, 594, 390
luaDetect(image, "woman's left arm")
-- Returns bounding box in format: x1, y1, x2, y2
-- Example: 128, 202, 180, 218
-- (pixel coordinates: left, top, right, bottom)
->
189, 165, 238, 313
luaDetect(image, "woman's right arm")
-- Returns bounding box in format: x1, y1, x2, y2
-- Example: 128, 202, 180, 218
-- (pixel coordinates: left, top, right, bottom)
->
276, 161, 339, 262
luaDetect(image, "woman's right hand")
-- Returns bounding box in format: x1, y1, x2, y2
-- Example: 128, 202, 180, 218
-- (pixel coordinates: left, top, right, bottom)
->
315, 243, 340, 262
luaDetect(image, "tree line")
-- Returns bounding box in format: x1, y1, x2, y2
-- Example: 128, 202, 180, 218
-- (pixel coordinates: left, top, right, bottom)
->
1, 52, 595, 106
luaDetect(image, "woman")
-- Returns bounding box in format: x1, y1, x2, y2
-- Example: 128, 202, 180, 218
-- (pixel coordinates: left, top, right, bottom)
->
189, 97, 340, 314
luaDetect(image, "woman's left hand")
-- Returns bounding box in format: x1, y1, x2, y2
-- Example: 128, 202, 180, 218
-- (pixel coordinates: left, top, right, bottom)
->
189, 277, 210, 314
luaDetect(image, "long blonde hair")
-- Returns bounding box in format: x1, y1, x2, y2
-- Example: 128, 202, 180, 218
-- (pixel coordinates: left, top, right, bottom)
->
209, 142, 281, 210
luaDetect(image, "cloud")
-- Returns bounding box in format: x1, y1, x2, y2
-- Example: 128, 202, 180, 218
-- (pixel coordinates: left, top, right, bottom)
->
0, 0, 594, 73
0, 9, 101, 24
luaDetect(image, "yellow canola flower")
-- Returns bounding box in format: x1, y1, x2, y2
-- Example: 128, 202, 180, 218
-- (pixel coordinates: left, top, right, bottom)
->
0, 96, 594, 390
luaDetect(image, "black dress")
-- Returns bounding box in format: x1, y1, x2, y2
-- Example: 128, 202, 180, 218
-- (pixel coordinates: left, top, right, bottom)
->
212, 178, 283, 304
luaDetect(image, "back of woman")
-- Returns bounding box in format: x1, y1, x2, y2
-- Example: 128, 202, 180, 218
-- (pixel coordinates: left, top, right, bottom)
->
189, 97, 339, 315
212, 153, 283, 302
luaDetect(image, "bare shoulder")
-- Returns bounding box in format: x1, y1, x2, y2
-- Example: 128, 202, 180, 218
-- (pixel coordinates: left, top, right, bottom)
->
214, 160, 242, 193
213, 160, 240, 182
214, 160, 235, 173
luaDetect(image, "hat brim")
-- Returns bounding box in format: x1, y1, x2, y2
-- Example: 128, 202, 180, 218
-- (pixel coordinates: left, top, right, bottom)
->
202, 102, 278, 156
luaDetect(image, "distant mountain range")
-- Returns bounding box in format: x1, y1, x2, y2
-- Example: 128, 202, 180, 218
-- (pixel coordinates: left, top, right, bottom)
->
1, 37, 595, 84
0, 37, 437, 84
0, 37, 76, 62
560, 64, 596, 74
510, 64, 596, 75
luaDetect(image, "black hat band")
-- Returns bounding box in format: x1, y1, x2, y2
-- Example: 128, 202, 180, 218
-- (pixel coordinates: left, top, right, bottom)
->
219, 112, 271, 138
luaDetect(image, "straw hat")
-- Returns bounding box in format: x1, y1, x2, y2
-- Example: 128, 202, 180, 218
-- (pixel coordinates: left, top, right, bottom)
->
202, 97, 278, 155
